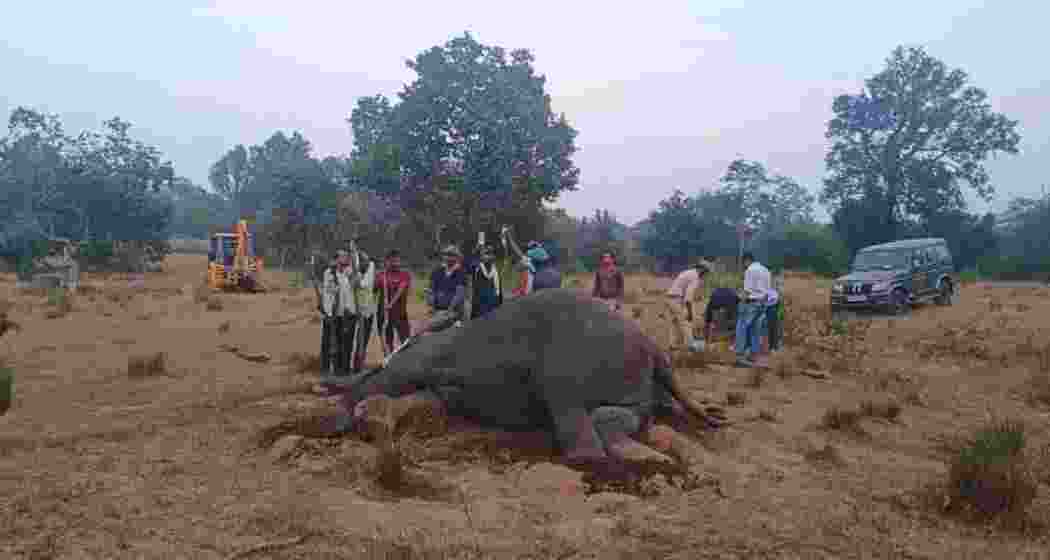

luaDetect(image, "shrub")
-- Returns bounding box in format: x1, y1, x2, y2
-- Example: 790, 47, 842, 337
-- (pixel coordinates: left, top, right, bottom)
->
946, 419, 1046, 521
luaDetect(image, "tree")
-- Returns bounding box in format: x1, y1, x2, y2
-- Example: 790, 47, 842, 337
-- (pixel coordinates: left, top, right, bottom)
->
719, 158, 815, 234
765, 223, 848, 277
576, 209, 628, 271
821, 46, 1021, 239
208, 145, 251, 219
639, 190, 709, 272
349, 32, 579, 253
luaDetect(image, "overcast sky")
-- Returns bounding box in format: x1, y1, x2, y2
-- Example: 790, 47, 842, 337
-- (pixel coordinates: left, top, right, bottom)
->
2, 1, 1046, 225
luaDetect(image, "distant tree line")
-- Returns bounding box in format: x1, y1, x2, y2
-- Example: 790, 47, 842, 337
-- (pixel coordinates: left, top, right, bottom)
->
2, 39, 1044, 279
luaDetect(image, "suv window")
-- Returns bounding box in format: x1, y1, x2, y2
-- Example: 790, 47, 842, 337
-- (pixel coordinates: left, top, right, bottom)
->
934, 245, 952, 264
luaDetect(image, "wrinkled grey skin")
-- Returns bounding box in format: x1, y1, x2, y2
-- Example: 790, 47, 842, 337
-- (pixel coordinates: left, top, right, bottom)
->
320, 289, 719, 465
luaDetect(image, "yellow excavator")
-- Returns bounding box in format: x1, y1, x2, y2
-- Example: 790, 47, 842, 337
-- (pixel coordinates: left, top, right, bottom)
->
207, 220, 265, 291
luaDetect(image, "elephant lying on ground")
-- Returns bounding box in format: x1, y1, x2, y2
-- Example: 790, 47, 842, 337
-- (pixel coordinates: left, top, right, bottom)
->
318, 289, 727, 470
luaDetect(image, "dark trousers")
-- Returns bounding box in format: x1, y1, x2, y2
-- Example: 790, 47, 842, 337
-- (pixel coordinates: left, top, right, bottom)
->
376, 312, 411, 351
352, 315, 374, 372
320, 315, 345, 375
767, 304, 782, 351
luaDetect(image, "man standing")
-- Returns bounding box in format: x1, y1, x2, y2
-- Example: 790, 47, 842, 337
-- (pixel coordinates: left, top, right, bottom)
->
592, 251, 625, 312
735, 252, 771, 368
664, 259, 711, 351
375, 249, 412, 356
423, 245, 468, 334
350, 250, 377, 373
528, 242, 562, 292
470, 245, 503, 319
322, 249, 356, 374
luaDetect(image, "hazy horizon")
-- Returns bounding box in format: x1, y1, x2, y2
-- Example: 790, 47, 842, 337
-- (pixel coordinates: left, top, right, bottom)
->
2, 1, 1046, 226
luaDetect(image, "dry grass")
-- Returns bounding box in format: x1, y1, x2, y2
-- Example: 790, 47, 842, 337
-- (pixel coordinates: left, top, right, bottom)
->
746, 368, 766, 388
821, 407, 864, 433
859, 399, 903, 422
127, 351, 168, 378
726, 391, 748, 406
286, 352, 322, 374
205, 296, 224, 311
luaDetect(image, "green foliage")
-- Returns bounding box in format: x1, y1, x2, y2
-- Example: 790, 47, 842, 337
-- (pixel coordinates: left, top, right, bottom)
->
947, 419, 1042, 520
0, 108, 175, 247
639, 190, 711, 272
765, 223, 849, 277
0, 364, 12, 415
822, 46, 1021, 251
720, 159, 816, 233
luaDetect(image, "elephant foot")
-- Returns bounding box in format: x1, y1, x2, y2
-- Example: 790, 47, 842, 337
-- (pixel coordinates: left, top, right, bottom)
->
603, 431, 675, 466
643, 424, 692, 464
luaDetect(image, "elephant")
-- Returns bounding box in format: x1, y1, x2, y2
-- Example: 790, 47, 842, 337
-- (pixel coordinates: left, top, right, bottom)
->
318, 288, 727, 471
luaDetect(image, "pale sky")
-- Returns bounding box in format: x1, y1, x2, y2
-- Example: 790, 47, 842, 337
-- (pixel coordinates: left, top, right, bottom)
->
2, 1, 1046, 225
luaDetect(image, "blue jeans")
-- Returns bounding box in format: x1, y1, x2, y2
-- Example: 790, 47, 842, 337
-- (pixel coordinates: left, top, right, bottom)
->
735, 302, 766, 358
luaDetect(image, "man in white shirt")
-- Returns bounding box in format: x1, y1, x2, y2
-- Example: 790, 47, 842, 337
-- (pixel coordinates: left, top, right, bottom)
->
735, 252, 771, 367
664, 259, 712, 351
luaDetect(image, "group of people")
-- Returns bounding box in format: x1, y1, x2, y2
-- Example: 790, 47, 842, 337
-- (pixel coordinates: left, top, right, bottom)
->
317, 230, 567, 376
317, 233, 784, 375
663, 252, 784, 368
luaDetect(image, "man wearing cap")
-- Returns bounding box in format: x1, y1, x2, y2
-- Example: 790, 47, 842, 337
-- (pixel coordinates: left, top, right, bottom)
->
422, 245, 468, 335
471, 245, 503, 319
664, 259, 711, 351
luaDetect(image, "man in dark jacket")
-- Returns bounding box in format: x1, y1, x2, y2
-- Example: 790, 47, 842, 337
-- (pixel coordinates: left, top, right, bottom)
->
421, 245, 468, 335
703, 286, 740, 342
470, 244, 503, 319
527, 242, 562, 291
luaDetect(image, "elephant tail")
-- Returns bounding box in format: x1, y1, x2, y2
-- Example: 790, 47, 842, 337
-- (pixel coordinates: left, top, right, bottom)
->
652, 354, 727, 429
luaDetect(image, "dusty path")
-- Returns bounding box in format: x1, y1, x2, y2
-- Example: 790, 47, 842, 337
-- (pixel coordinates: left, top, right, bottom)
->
1, 258, 1049, 558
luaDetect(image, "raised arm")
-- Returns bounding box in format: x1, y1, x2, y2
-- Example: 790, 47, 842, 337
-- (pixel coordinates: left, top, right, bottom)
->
501, 226, 526, 262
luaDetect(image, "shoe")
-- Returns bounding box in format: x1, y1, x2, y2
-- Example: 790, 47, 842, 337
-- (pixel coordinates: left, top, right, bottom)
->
735, 357, 753, 368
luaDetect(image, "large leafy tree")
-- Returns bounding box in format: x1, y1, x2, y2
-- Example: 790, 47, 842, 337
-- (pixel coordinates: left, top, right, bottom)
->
822, 46, 1021, 243
348, 32, 579, 253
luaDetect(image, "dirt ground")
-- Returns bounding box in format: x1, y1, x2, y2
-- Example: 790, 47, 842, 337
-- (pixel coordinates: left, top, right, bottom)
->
3, 254, 1050, 559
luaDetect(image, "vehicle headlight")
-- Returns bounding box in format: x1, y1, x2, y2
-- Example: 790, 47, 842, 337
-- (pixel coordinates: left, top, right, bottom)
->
871, 282, 889, 292
832, 283, 844, 293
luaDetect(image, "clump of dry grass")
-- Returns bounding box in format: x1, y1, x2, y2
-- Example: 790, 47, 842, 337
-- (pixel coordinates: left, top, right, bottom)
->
127, 352, 168, 378
218, 320, 231, 334
859, 399, 903, 422
805, 443, 846, 467
758, 410, 778, 422
631, 307, 643, 320
205, 296, 224, 311
943, 419, 1050, 525
286, 352, 321, 374
746, 368, 766, 388
821, 407, 864, 433
726, 391, 748, 406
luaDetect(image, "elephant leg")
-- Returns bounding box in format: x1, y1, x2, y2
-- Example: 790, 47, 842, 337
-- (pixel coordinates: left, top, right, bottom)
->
591, 406, 674, 466
552, 407, 609, 466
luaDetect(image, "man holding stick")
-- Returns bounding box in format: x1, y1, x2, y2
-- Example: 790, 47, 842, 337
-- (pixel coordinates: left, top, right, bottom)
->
375, 249, 412, 357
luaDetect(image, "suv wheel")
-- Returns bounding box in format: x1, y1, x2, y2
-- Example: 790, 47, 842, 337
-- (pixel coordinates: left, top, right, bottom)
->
935, 280, 954, 306
889, 289, 910, 316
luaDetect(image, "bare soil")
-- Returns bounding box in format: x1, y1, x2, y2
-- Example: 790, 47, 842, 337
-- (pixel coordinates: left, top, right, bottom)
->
3, 256, 1050, 558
